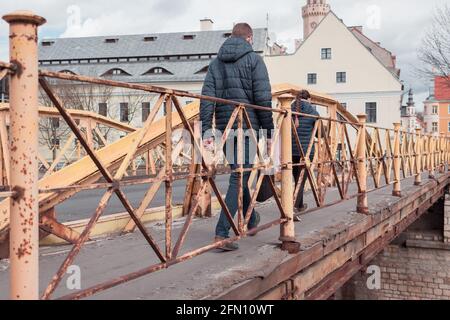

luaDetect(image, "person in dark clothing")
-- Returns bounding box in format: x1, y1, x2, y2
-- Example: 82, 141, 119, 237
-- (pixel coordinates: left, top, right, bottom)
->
292, 90, 319, 213
200, 23, 274, 251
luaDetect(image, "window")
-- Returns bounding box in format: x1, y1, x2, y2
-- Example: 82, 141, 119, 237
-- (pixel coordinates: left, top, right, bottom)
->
223, 32, 232, 38
59, 70, 76, 75
144, 36, 157, 42
41, 41, 55, 47
142, 67, 172, 75
105, 38, 119, 43
432, 105, 438, 115
102, 68, 131, 76
120, 103, 129, 122
336, 72, 347, 83
365, 102, 377, 123
448, 105, 450, 114
98, 103, 108, 117
321, 48, 332, 60
51, 117, 60, 129
307, 73, 317, 85
185, 100, 193, 105
448, 122, 450, 132
195, 66, 209, 74
142, 102, 150, 122
183, 35, 196, 40
432, 122, 438, 133
340, 103, 347, 109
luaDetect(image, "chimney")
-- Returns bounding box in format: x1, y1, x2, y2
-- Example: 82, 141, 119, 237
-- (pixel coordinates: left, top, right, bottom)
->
200, 18, 214, 31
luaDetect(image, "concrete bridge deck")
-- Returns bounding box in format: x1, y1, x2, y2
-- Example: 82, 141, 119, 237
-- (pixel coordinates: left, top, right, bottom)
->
1, 172, 448, 300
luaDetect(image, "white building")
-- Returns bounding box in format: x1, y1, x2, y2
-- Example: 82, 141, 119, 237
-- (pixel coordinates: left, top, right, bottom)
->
401, 89, 418, 133
423, 86, 440, 135
265, 1, 403, 130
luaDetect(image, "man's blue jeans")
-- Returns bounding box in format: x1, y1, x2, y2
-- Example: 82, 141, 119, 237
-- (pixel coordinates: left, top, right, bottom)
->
215, 137, 257, 238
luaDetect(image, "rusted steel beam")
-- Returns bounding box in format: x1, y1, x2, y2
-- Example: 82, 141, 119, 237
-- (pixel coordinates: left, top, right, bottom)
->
415, 129, 422, 186
57, 217, 286, 300
43, 133, 76, 177
114, 188, 166, 263
0, 113, 11, 185
0, 69, 8, 82
237, 107, 244, 234
0, 104, 136, 133
218, 174, 449, 300
122, 167, 166, 233
172, 179, 209, 258
4, 10, 46, 300
0, 61, 15, 72
42, 188, 115, 299
356, 115, 368, 214
39, 69, 285, 115
241, 108, 266, 227
39, 214, 81, 244
37, 164, 267, 195
165, 95, 173, 260
306, 188, 440, 301
392, 123, 402, 197
278, 94, 297, 250
207, 177, 240, 236
304, 258, 361, 300
39, 78, 114, 182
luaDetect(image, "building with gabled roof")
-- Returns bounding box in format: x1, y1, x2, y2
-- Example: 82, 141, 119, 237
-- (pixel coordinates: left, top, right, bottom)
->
265, 3, 403, 130
39, 28, 268, 85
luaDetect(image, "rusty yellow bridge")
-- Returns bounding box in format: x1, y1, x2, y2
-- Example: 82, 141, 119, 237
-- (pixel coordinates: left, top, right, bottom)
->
0, 11, 449, 300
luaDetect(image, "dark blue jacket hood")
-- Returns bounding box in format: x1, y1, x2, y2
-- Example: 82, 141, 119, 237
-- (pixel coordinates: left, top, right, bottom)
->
217, 37, 254, 63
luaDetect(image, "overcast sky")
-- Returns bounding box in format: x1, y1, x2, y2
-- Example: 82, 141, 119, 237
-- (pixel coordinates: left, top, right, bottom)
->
0, 0, 448, 109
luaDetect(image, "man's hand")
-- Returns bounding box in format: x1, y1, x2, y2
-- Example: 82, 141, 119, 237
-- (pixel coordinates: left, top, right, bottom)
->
203, 137, 214, 151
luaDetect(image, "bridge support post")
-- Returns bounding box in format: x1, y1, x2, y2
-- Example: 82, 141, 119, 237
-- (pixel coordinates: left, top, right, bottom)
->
392, 123, 402, 197
429, 134, 435, 179
414, 128, 422, 186
356, 115, 368, 214
439, 133, 445, 173
278, 94, 299, 253
3, 11, 46, 300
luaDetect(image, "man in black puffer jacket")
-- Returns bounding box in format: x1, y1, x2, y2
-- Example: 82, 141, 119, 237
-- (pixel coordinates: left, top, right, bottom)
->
292, 90, 319, 213
200, 23, 274, 251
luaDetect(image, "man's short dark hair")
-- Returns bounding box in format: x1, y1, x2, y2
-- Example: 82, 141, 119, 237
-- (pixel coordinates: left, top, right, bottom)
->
232, 23, 253, 39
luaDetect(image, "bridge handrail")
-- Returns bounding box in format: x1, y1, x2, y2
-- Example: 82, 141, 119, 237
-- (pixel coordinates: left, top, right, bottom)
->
1, 12, 449, 300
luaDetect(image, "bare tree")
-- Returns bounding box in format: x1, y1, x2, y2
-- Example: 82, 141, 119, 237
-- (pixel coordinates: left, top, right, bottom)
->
38, 77, 114, 161
38, 75, 158, 163
418, 4, 450, 84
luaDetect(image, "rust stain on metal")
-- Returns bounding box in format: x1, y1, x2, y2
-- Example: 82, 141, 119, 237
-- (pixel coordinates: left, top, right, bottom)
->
10, 59, 23, 78
11, 185, 25, 200
16, 238, 32, 259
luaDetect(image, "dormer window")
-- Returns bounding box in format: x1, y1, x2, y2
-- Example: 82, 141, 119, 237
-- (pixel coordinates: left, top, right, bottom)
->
143, 67, 172, 75
183, 35, 196, 40
102, 68, 131, 76
144, 36, 157, 42
59, 70, 76, 75
41, 41, 55, 47
105, 38, 119, 44
195, 66, 209, 74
